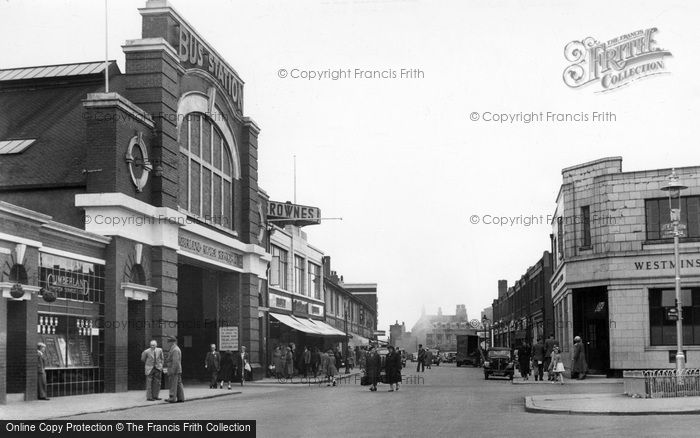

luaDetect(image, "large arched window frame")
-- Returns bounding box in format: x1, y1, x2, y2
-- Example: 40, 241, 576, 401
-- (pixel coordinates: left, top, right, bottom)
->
176, 92, 241, 232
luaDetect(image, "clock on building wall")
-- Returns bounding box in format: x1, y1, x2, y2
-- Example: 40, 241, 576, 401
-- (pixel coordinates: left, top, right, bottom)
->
125, 132, 152, 192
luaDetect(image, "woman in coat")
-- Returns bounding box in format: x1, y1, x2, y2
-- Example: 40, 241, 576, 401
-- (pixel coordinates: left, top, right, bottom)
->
517, 342, 532, 380
218, 351, 234, 389
284, 346, 294, 378
385, 345, 402, 392
272, 346, 283, 378
365, 345, 381, 392
324, 349, 337, 386
572, 336, 588, 380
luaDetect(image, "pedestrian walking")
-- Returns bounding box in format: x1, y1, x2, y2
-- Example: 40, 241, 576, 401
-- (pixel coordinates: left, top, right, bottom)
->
324, 349, 337, 386
165, 336, 185, 402
311, 347, 321, 377
284, 345, 294, 378
301, 346, 311, 377
219, 350, 234, 389
365, 345, 381, 391
425, 349, 433, 369
531, 338, 545, 381
416, 344, 426, 372
517, 341, 531, 380
141, 339, 164, 400
385, 345, 402, 392
544, 334, 559, 381
37, 342, 49, 400
571, 336, 588, 380
204, 344, 220, 388
549, 346, 565, 384
234, 345, 251, 386
272, 345, 283, 378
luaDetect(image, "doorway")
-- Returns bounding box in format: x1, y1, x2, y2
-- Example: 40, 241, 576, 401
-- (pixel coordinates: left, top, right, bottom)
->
127, 300, 146, 390
572, 287, 610, 374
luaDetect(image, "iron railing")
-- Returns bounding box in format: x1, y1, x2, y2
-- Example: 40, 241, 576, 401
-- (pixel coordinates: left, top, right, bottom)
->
624, 369, 700, 398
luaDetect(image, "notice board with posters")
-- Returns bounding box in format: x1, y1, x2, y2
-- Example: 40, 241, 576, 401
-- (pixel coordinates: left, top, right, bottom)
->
41, 334, 65, 368
219, 326, 239, 351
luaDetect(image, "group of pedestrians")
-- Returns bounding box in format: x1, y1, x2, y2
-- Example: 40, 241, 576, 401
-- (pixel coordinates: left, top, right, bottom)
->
140, 336, 184, 403
364, 345, 402, 392
271, 343, 348, 386
204, 343, 251, 389
415, 344, 433, 372
512, 334, 588, 384
138, 337, 251, 404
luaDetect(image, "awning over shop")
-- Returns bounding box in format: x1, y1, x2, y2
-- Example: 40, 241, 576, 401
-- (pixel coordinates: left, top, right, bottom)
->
305, 318, 347, 337
270, 312, 346, 337
347, 333, 370, 347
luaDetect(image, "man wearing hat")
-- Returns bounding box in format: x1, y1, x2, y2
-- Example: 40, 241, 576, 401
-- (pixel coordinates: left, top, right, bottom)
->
164, 336, 185, 402
37, 342, 49, 400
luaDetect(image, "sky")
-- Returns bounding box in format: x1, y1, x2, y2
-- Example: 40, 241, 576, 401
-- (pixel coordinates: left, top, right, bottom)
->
1, 0, 699, 333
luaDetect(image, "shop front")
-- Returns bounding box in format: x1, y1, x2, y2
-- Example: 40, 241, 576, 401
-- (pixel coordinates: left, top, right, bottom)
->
0, 202, 110, 403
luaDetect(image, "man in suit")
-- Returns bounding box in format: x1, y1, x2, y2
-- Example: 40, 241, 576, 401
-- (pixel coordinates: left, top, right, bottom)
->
141, 340, 164, 400
164, 336, 185, 402
234, 345, 250, 386
416, 345, 426, 372
204, 344, 220, 388
37, 342, 49, 400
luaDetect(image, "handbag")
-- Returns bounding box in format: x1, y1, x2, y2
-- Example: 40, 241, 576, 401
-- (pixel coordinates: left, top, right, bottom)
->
555, 362, 565, 373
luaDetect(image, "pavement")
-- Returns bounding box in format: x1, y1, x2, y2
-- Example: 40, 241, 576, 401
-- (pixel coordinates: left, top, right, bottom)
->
0, 383, 243, 420
525, 392, 700, 415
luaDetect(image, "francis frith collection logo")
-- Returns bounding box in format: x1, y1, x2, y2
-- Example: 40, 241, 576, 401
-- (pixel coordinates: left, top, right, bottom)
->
563, 28, 672, 92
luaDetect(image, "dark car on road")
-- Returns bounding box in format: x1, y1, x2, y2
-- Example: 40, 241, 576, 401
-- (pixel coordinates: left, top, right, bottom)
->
483, 347, 514, 380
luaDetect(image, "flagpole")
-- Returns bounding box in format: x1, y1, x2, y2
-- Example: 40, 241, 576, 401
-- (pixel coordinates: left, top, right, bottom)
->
104, 0, 109, 93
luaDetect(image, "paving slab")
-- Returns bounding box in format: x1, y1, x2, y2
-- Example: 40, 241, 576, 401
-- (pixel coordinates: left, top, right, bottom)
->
525, 393, 700, 415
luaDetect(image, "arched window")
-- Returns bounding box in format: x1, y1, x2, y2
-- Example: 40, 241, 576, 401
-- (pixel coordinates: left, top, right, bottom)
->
178, 113, 234, 230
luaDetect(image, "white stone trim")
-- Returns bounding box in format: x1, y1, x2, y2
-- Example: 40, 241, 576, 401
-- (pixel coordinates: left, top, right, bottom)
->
0, 282, 41, 301
177, 249, 242, 273
39, 247, 106, 266
121, 282, 158, 301
83, 93, 155, 129
0, 232, 42, 248
0, 201, 52, 223
0, 248, 10, 254
41, 221, 112, 245
75, 193, 183, 249
122, 37, 179, 65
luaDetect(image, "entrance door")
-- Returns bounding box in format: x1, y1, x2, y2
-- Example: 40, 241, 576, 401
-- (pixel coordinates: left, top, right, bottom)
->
573, 287, 610, 374
127, 300, 146, 390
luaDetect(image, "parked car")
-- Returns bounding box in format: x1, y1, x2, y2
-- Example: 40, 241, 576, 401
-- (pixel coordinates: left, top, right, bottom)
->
444, 351, 457, 363
410, 352, 418, 362
483, 347, 514, 380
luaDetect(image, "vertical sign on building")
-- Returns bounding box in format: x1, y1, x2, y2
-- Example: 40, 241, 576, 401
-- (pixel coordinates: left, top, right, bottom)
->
219, 326, 239, 351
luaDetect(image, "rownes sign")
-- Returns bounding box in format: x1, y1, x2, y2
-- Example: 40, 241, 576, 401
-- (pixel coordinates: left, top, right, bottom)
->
267, 201, 321, 227
563, 28, 672, 92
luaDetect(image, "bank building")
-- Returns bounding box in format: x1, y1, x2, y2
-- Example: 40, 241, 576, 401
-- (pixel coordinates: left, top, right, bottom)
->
0, 1, 271, 402
551, 157, 700, 376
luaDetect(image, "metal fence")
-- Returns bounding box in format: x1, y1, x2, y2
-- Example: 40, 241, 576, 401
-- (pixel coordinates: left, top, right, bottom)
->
624, 369, 700, 398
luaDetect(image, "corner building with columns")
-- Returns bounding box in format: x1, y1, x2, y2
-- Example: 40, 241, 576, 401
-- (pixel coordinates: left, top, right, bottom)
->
0, 0, 269, 402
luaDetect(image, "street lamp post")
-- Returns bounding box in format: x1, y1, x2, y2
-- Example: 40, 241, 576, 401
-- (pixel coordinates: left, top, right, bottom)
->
661, 169, 688, 372
344, 309, 350, 374
481, 316, 491, 350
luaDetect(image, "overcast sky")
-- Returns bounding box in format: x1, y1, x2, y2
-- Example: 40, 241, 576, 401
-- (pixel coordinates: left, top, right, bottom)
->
2, 0, 699, 332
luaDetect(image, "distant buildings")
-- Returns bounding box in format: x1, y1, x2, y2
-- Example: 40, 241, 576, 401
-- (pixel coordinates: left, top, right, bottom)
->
409, 305, 473, 352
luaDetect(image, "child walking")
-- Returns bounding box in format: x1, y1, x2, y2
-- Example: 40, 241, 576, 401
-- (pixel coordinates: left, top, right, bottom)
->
549, 346, 565, 384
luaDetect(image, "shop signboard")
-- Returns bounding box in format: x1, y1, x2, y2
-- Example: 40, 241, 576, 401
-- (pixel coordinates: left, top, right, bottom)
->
267, 201, 322, 227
